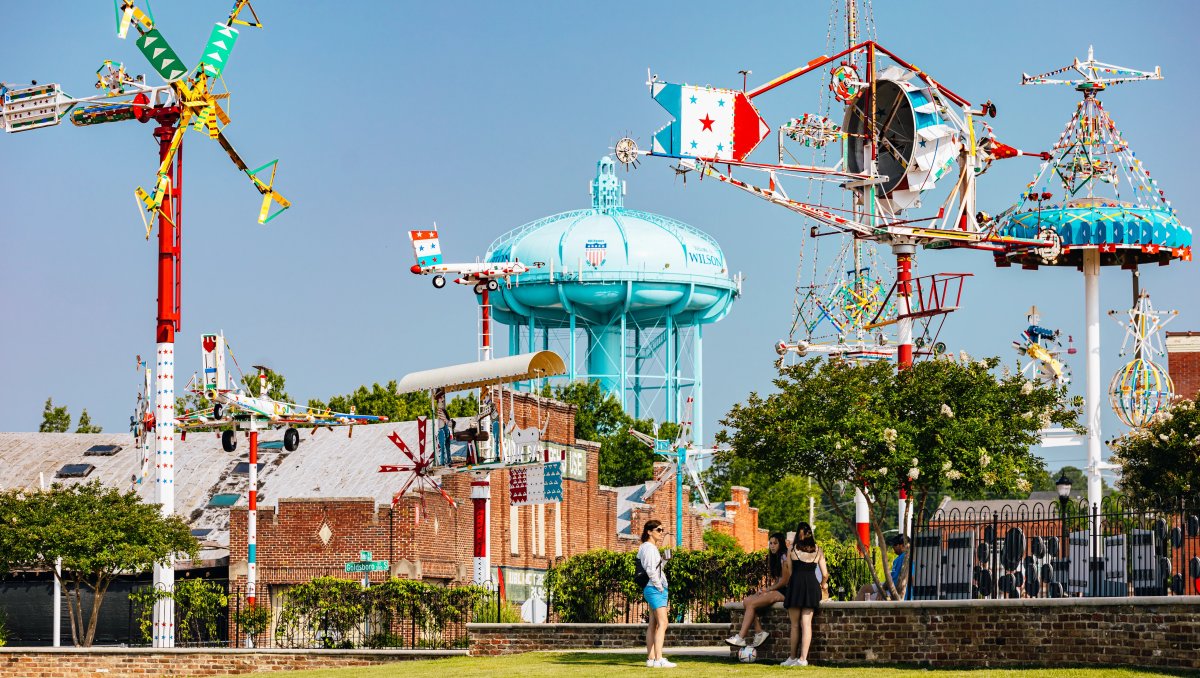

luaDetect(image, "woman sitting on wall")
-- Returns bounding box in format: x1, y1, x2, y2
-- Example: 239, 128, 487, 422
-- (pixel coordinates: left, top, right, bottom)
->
726, 531, 789, 648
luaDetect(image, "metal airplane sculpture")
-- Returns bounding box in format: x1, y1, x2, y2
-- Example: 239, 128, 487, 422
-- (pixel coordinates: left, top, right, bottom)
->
409, 227, 542, 294
166, 333, 387, 452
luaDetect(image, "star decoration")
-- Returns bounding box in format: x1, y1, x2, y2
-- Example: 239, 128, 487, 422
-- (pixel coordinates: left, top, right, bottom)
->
689, 95, 697, 104
700, 114, 715, 132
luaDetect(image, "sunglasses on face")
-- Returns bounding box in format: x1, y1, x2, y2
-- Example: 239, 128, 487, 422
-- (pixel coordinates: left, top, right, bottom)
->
653, 527, 665, 532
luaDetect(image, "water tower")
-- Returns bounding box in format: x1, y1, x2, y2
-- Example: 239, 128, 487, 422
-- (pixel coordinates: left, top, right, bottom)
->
484, 157, 740, 443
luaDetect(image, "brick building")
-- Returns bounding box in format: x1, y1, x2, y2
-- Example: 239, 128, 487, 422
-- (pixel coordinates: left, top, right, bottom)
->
216, 388, 768, 600
1166, 331, 1200, 400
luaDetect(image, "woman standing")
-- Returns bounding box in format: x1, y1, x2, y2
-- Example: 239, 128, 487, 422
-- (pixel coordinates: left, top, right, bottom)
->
781, 522, 828, 667
726, 532, 789, 648
638, 520, 676, 669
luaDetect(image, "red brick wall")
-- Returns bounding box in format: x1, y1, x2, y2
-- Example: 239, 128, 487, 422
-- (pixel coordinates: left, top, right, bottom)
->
1167, 332, 1200, 400
730, 598, 1200, 670
0, 649, 459, 678
229, 389, 768, 589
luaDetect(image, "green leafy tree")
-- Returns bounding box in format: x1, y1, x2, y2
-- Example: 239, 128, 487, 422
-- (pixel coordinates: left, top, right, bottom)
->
39, 397, 71, 432
0, 481, 197, 646
701, 528, 741, 552
1111, 397, 1200, 503
74, 409, 102, 434
543, 380, 667, 487
310, 381, 430, 422
242, 368, 291, 402
717, 355, 1080, 599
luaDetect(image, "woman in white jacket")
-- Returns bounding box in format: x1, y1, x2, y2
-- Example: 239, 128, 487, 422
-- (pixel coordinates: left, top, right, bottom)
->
638, 519, 675, 668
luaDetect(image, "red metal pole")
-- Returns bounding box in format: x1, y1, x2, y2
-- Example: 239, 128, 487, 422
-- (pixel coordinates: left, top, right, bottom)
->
247, 429, 258, 607
153, 123, 181, 344
896, 251, 914, 370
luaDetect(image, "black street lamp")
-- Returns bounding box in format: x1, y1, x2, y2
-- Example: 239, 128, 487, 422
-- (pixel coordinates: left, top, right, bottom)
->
1055, 473, 1073, 596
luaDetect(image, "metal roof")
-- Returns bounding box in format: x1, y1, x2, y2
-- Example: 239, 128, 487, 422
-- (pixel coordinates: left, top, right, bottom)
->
396, 351, 566, 393
0, 420, 472, 552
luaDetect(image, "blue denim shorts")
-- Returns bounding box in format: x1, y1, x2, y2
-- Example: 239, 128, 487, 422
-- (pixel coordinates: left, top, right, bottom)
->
643, 585, 669, 610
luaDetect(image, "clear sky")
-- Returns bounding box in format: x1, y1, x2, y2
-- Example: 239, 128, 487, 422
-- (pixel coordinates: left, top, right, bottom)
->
1, 1, 1196, 481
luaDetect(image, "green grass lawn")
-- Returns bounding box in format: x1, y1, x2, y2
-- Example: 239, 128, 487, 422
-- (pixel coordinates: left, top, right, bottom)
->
263, 653, 1196, 678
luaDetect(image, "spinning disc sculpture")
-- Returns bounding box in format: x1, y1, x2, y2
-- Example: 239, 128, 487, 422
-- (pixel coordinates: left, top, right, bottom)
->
2, 1, 290, 647
990, 48, 1191, 513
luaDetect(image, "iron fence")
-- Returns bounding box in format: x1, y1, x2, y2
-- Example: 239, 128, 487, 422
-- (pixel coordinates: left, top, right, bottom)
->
910, 495, 1200, 600
228, 583, 476, 649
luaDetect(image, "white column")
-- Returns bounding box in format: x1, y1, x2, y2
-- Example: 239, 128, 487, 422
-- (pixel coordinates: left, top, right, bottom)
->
52, 558, 61, 647
1084, 250, 1103, 526
153, 341, 175, 647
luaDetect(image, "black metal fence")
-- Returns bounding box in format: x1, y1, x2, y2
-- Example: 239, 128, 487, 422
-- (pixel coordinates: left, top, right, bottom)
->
909, 496, 1200, 600
228, 582, 475, 649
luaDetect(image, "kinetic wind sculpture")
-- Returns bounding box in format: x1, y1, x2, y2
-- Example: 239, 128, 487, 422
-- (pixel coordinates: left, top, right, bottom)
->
990, 48, 1191, 513
2, 1, 290, 647
379, 418, 457, 524
1013, 306, 1073, 387
613, 9, 1038, 371
628, 397, 716, 547
1108, 292, 1178, 428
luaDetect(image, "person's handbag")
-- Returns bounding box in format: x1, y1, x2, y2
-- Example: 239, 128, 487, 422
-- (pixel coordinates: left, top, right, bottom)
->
634, 558, 651, 589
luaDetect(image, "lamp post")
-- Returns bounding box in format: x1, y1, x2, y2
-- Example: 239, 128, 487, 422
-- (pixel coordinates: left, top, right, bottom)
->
1056, 473, 1072, 597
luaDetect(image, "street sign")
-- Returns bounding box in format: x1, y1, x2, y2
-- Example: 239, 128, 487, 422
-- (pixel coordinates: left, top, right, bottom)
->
360, 551, 372, 561
654, 439, 671, 453
345, 560, 389, 573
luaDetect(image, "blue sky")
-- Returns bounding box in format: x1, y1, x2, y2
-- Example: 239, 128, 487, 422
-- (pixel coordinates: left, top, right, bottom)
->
1, 1, 1196, 478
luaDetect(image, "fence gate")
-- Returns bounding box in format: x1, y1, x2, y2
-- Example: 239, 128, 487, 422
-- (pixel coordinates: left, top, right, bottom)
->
910, 530, 941, 600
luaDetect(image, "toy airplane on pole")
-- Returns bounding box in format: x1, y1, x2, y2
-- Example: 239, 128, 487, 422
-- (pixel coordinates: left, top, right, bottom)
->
409, 227, 542, 294
169, 333, 388, 452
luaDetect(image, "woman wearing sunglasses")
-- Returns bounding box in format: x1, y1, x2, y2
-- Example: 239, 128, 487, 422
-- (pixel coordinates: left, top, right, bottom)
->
638, 520, 676, 668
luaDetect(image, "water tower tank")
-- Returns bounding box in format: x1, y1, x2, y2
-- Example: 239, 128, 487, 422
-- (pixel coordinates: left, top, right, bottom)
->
484, 157, 739, 442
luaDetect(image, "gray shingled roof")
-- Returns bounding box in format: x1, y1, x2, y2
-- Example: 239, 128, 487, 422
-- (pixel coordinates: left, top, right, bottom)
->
0, 421, 464, 553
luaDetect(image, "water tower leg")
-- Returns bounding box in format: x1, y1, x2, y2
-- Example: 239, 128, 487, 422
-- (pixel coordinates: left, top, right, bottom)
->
666, 315, 675, 423
694, 325, 703, 446
1083, 249, 1103, 539
619, 314, 627, 409
569, 312, 577, 381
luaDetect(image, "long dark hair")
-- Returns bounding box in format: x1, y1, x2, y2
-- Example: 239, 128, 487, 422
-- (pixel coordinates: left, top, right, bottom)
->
641, 519, 662, 543
793, 521, 817, 553
768, 532, 787, 579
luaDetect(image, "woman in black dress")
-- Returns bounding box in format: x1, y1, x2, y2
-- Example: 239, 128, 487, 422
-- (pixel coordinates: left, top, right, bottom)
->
780, 522, 828, 666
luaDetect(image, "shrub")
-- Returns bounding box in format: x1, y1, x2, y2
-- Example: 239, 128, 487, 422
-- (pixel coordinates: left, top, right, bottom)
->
234, 602, 270, 640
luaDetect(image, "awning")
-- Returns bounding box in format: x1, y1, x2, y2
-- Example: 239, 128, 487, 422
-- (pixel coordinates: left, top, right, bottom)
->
396, 351, 567, 394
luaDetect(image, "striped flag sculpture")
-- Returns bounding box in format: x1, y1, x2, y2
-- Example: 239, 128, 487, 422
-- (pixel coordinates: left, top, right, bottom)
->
379, 417, 456, 523
409, 229, 443, 268
651, 83, 770, 162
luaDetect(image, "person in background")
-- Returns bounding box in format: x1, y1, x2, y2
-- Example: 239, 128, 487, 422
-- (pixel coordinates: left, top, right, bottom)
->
639, 520, 676, 669
726, 531, 789, 648
855, 534, 910, 601
781, 522, 828, 667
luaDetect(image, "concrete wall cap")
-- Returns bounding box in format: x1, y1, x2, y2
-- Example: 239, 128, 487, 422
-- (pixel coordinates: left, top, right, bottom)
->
724, 595, 1200, 611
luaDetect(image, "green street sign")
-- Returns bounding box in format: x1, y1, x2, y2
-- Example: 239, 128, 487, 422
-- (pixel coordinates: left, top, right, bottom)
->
198, 22, 239, 78
360, 551, 372, 561
345, 560, 389, 573
136, 29, 187, 82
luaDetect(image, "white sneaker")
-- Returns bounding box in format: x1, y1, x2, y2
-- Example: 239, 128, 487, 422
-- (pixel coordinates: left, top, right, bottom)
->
725, 633, 746, 647
796, 659, 809, 666
646, 659, 656, 667
780, 658, 797, 667
655, 658, 677, 668
751, 631, 769, 647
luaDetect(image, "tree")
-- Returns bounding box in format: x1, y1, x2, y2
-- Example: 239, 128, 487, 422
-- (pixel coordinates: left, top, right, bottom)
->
717, 355, 1080, 598
39, 397, 71, 432
0, 481, 197, 646
74, 409, 102, 434
242, 368, 291, 402
544, 380, 628, 442
1111, 397, 1200, 503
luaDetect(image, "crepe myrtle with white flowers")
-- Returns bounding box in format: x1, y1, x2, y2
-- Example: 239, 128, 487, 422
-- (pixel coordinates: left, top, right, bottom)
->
716, 354, 1080, 599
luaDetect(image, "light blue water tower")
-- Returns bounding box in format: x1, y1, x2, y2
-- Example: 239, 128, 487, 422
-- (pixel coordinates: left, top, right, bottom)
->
484, 157, 740, 443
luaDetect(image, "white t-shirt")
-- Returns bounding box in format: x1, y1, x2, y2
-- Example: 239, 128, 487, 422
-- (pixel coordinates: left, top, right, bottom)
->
638, 541, 667, 590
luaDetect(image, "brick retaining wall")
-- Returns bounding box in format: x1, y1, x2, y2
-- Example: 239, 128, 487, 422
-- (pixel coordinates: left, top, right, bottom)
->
467, 623, 727, 656
0, 648, 464, 678
729, 596, 1200, 670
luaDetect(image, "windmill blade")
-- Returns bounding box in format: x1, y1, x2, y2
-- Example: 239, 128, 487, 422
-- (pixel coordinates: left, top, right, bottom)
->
215, 130, 291, 223
684, 453, 712, 508
226, 0, 264, 29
